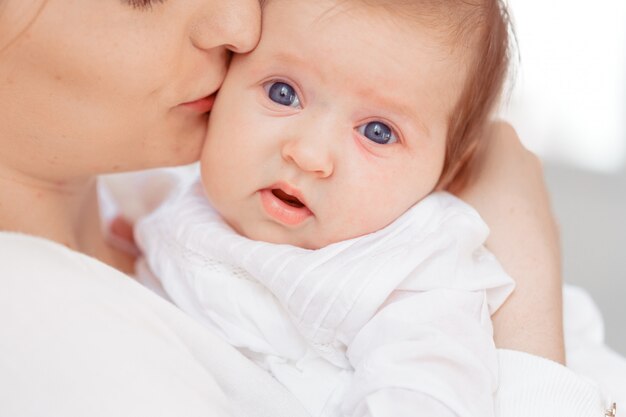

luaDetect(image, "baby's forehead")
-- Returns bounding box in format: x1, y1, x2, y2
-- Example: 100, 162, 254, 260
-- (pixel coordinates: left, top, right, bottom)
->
262, 0, 483, 47
259, 0, 475, 81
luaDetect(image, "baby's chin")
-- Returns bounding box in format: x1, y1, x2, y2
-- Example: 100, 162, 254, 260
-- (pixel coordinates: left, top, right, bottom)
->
234, 219, 375, 250
238, 225, 328, 250
224, 218, 340, 250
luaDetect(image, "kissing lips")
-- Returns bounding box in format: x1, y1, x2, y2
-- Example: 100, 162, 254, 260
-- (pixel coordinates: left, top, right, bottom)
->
260, 188, 313, 226
180, 93, 216, 114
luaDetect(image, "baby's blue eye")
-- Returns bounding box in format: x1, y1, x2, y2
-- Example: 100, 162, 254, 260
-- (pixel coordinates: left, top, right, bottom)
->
357, 121, 397, 145
267, 82, 301, 108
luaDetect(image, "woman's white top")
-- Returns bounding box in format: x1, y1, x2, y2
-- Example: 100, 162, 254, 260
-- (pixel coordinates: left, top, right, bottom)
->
0, 232, 309, 417
0, 233, 618, 417
133, 180, 616, 417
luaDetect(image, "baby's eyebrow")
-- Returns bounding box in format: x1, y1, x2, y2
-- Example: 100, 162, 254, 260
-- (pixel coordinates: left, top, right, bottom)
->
271, 52, 309, 69
268, 51, 326, 79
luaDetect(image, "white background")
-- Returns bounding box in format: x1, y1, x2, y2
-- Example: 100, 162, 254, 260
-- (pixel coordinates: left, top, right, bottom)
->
505, 0, 626, 354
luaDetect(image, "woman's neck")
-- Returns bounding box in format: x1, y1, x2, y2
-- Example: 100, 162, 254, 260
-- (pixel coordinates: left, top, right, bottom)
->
0, 168, 135, 274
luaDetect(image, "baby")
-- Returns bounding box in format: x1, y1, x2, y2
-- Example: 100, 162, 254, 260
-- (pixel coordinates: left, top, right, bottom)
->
137, 0, 515, 416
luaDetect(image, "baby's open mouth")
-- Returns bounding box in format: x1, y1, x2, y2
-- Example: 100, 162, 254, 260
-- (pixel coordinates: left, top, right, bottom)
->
272, 189, 305, 208
259, 187, 313, 226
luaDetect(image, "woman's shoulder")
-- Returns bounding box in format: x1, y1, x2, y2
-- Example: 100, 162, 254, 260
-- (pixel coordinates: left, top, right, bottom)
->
0, 231, 310, 417
0, 231, 107, 268
0, 231, 128, 283
0, 231, 229, 416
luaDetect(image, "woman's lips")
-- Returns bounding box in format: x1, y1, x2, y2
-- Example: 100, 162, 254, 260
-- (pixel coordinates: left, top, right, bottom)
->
260, 188, 313, 226
180, 93, 216, 114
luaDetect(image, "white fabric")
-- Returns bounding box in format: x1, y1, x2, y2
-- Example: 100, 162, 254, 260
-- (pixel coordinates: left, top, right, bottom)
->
136, 180, 518, 417
495, 349, 607, 416
564, 286, 626, 408
0, 231, 614, 417
1, 167, 616, 417
0, 232, 309, 417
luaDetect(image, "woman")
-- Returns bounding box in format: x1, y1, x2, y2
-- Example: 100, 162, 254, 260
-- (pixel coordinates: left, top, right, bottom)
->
0, 1, 609, 416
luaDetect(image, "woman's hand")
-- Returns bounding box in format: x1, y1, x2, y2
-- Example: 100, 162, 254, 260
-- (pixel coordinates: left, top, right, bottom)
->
452, 122, 565, 364
107, 216, 140, 257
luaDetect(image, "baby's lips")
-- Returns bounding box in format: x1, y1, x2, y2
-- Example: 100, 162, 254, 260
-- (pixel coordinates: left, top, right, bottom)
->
260, 188, 313, 226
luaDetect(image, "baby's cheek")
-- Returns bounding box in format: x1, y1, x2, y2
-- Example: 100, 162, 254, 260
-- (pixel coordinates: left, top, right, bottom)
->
340, 197, 397, 239
365, 176, 420, 228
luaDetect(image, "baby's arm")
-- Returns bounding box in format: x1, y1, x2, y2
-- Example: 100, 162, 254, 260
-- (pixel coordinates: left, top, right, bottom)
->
453, 122, 565, 364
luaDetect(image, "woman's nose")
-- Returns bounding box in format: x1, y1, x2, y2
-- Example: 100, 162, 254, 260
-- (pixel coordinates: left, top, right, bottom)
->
281, 134, 335, 178
191, 0, 261, 54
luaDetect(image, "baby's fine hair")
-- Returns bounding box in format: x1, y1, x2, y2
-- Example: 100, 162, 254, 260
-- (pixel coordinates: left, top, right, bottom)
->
437, 0, 512, 189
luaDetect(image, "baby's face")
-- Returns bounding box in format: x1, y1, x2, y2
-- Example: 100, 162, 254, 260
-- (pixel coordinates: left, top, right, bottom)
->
201, 0, 467, 249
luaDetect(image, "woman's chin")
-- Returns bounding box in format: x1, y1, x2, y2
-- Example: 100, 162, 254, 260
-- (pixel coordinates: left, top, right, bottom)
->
147, 138, 205, 170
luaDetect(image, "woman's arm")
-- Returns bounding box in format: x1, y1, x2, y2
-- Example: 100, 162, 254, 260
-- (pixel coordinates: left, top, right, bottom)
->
453, 122, 565, 364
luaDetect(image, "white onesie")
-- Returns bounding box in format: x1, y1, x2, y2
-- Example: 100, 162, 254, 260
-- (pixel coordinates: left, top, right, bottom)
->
136, 180, 514, 417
